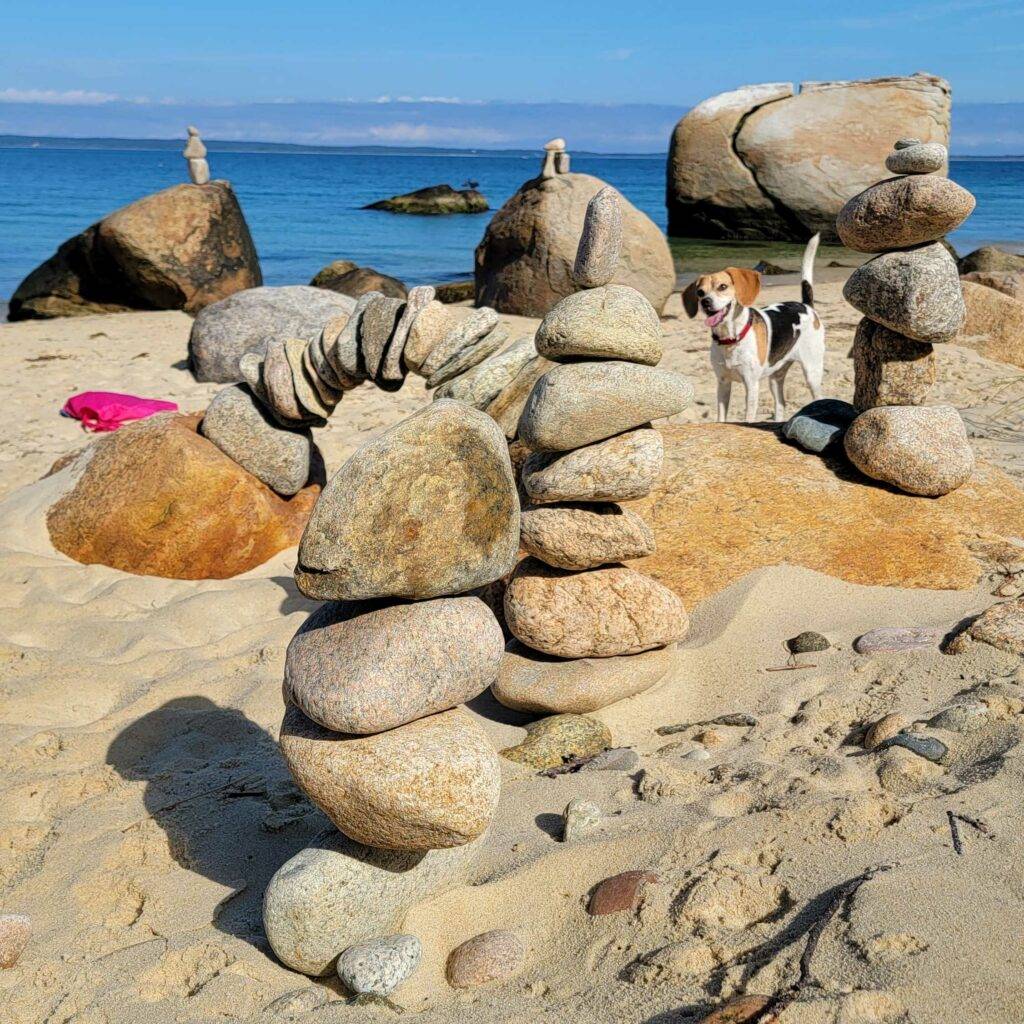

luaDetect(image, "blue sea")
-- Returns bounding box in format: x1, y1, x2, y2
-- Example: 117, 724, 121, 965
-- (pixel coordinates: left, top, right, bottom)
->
1, 147, 1023, 301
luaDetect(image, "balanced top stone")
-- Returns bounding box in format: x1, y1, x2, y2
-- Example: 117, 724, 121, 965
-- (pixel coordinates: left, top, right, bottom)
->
183, 126, 206, 159
573, 186, 623, 290
541, 138, 568, 178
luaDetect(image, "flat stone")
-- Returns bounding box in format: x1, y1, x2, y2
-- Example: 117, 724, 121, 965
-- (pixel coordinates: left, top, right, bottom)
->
854, 626, 945, 654
875, 733, 948, 763
302, 344, 343, 409
359, 296, 405, 380
426, 326, 508, 389
284, 595, 503, 734
504, 559, 689, 658
573, 185, 623, 289
852, 319, 935, 410
535, 285, 662, 365
843, 242, 965, 343
310, 316, 358, 391
0, 914, 31, 969
380, 285, 434, 382
493, 640, 670, 714
285, 337, 334, 420
894, 138, 922, 150
263, 827, 480, 976
587, 871, 658, 916
520, 502, 655, 570
263, 338, 306, 423
580, 747, 640, 772
327, 291, 380, 381
521, 428, 663, 503
518, 361, 692, 451
863, 713, 910, 750
786, 631, 829, 654
296, 401, 519, 601
238, 351, 266, 398
966, 596, 1024, 655
844, 405, 974, 497
201, 384, 313, 496
885, 142, 947, 174
435, 337, 537, 409
562, 798, 601, 842
500, 713, 611, 769
420, 307, 500, 379
485, 356, 555, 439
280, 704, 500, 851
782, 398, 857, 454
404, 300, 458, 373
337, 935, 420, 997
446, 930, 525, 990
837, 175, 974, 252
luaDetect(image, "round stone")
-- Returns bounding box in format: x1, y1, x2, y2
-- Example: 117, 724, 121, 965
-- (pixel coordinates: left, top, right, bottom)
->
279, 704, 501, 851
885, 142, 947, 174
863, 713, 910, 750
201, 384, 313, 496
535, 284, 662, 365
493, 641, 672, 714
520, 502, 655, 570
499, 713, 611, 770
573, 185, 623, 289
844, 404, 975, 496
518, 361, 692, 451
786, 631, 829, 654
504, 559, 689, 658
587, 871, 658, 916
837, 175, 974, 252
521, 428, 664, 503
446, 930, 525, 990
337, 935, 421, 997
852, 319, 935, 410
284, 595, 504, 734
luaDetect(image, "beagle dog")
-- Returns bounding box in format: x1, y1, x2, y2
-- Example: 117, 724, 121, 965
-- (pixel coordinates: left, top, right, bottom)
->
683, 234, 825, 423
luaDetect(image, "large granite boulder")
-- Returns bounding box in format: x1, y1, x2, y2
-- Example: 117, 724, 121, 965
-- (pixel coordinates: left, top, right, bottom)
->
957, 280, 1024, 369
46, 413, 320, 579
188, 285, 355, 383
9, 182, 261, 321
666, 74, 951, 241
475, 173, 675, 317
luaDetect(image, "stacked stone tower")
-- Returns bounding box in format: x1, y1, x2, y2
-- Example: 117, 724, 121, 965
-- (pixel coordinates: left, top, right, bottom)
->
837, 138, 977, 497
495, 187, 692, 713
182, 126, 210, 185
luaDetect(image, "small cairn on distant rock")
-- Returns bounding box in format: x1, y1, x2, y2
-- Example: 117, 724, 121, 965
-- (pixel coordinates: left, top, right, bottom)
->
837, 137, 977, 497
494, 187, 692, 716
183, 126, 210, 185
540, 137, 569, 178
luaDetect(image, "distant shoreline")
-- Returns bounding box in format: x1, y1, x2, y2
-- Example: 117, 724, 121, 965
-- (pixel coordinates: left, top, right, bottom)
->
2, 134, 1022, 160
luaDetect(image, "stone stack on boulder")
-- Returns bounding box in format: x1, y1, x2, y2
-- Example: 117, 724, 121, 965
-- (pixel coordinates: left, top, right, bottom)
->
494, 187, 691, 716
263, 400, 521, 989
837, 138, 976, 497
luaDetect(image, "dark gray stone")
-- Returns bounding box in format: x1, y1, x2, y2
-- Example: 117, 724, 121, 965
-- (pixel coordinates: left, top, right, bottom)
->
783, 399, 858, 454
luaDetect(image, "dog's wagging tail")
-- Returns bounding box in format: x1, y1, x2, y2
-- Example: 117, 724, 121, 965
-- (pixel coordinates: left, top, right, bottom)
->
800, 231, 820, 306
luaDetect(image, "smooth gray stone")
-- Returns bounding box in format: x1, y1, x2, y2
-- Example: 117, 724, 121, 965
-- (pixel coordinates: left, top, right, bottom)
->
783, 399, 858, 454
309, 320, 352, 391
580, 747, 640, 772
854, 626, 946, 653
327, 291, 381, 381
201, 384, 312, 496
518, 361, 692, 451
573, 185, 622, 289
285, 337, 334, 419
188, 285, 355, 383
359, 296, 405, 380
337, 935, 421, 997
425, 326, 508, 389
434, 336, 537, 409
380, 284, 434, 383
419, 307, 500, 378
562, 798, 601, 842
874, 733, 948, 763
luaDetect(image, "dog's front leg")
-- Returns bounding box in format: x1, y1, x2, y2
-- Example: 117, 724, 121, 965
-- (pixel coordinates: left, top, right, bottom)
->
717, 380, 732, 423
743, 377, 760, 423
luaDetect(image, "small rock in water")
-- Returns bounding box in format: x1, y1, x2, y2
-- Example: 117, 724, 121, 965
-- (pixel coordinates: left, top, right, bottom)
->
587, 870, 659, 916
573, 185, 623, 289
863, 712, 910, 750
874, 733, 948, 763
446, 929, 526, 989
580, 747, 640, 772
885, 141, 947, 175
787, 631, 830, 654
782, 398, 857, 454
562, 798, 601, 842
500, 714, 611, 770
854, 626, 946, 654
337, 935, 421, 997
0, 914, 30, 969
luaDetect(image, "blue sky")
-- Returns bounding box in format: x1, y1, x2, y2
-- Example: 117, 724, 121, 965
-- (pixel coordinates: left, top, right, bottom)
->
2, 0, 1022, 150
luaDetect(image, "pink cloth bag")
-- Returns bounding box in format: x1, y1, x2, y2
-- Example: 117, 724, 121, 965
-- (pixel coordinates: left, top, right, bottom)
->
61, 391, 179, 432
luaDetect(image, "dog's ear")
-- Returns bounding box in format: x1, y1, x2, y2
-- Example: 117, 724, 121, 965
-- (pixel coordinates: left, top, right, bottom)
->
725, 267, 761, 307
682, 280, 700, 318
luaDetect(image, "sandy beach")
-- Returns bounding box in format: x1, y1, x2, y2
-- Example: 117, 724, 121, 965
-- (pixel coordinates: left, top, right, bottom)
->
1, 272, 1023, 1023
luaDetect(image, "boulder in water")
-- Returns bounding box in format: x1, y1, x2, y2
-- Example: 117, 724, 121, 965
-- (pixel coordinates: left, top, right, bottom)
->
364, 184, 489, 215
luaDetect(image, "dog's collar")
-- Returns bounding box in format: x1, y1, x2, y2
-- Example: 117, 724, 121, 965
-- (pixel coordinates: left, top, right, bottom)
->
715, 311, 753, 346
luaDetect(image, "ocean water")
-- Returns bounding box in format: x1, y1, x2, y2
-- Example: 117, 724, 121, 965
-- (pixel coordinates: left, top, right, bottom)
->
1, 148, 1022, 301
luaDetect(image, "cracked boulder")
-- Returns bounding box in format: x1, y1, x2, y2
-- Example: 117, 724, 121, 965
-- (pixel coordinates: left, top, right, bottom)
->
667, 73, 951, 241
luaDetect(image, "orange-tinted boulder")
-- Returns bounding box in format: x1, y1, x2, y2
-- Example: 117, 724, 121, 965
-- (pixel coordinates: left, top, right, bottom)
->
46, 413, 319, 579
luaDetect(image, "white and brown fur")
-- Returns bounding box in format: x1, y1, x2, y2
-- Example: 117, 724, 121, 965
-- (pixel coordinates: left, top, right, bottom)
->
683, 234, 825, 423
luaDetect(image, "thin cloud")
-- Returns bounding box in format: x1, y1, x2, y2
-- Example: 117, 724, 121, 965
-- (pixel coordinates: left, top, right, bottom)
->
602, 48, 636, 61
0, 87, 120, 105
836, 0, 1023, 30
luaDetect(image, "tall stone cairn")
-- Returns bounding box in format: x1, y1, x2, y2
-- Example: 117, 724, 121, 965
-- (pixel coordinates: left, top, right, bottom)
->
496, 186, 692, 710
837, 138, 977, 496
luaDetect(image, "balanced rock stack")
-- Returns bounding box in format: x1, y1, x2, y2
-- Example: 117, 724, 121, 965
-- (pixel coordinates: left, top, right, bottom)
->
262, 399, 521, 989
540, 138, 570, 178
494, 187, 691, 717
182, 126, 210, 185
837, 138, 977, 497
199, 284, 515, 496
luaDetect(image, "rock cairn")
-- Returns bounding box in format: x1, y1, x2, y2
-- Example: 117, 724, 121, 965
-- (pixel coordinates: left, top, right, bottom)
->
495, 186, 692, 715
837, 138, 977, 497
183, 126, 210, 185
199, 285, 519, 495
540, 137, 570, 178
262, 398, 520, 986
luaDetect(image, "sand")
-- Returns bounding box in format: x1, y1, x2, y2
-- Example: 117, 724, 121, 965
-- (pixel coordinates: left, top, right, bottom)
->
1, 279, 1023, 1022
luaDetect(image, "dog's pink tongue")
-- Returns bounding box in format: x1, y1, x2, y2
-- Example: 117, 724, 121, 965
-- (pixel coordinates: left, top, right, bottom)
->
706, 307, 728, 328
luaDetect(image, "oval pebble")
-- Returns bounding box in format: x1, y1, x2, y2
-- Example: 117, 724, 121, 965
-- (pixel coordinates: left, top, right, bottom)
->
447, 929, 525, 989
337, 934, 421, 996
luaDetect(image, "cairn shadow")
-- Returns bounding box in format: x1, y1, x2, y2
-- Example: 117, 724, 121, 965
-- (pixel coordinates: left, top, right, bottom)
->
106, 696, 327, 950
269, 574, 320, 617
